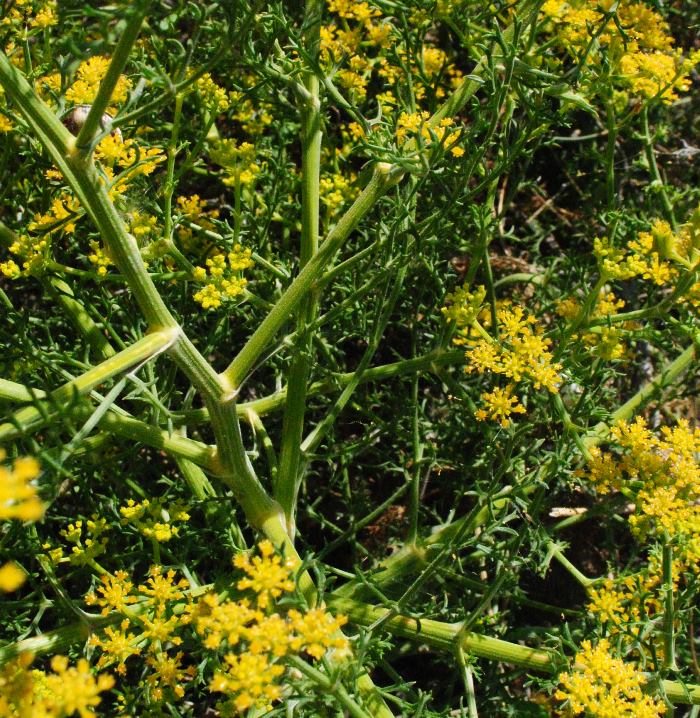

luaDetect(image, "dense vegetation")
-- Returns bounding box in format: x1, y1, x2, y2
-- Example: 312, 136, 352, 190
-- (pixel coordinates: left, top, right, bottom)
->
0, 1, 699, 716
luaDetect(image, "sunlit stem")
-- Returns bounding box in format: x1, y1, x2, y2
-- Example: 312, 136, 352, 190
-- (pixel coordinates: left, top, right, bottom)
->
74, 1, 150, 156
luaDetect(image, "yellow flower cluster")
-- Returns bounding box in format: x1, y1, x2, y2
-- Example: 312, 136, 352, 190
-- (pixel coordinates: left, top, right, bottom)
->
541, 0, 700, 103
395, 112, 463, 155
47, 515, 110, 567
466, 305, 562, 393
94, 131, 166, 180
209, 139, 260, 187
119, 497, 190, 543
0, 85, 12, 133
322, 0, 463, 123
441, 284, 487, 334
556, 290, 628, 360
319, 172, 359, 215
87, 239, 112, 276
229, 86, 274, 136
84, 541, 350, 711
594, 210, 700, 294
0, 450, 42, 522
195, 540, 349, 713
584, 417, 700, 542
0, 653, 114, 718
442, 286, 561, 426
0, 450, 42, 592
0, 0, 57, 32
65, 56, 132, 107
192, 245, 254, 310
86, 565, 194, 701
194, 73, 230, 114
175, 194, 220, 255
474, 385, 526, 428
555, 638, 664, 717
585, 560, 676, 650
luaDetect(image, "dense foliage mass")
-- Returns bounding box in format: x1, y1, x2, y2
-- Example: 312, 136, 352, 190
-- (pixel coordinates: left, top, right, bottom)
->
0, 0, 699, 716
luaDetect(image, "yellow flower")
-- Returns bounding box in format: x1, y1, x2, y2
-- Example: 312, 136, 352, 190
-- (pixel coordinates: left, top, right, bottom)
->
0, 561, 26, 592
193, 593, 259, 649
0, 654, 114, 718
89, 620, 141, 674
88, 240, 112, 277
85, 570, 139, 616
0, 450, 43, 522
195, 73, 230, 113
233, 539, 296, 609
66, 56, 132, 106
138, 565, 189, 612
192, 246, 254, 310
287, 607, 349, 660
475, 384, 526, 428
119, 496, 190, 542
459, 304, 562, 393
210, 139, 260, 186
556, 639, 664, 717
210, 652, 284, 713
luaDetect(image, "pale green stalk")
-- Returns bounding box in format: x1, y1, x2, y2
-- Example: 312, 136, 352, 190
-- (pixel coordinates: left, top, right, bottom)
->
329, 598, 700, 705
0, 329, 176, 441
178, 348, 464, 423
330, 597, 557, 672
276, 0, 323, 534
222, 163, 402, 389
662, 540, 678, 671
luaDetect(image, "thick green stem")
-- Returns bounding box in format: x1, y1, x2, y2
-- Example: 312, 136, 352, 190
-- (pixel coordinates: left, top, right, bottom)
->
662, 540, 678, 671
74, 2, 149, 155
0, 329, 177, 441
329, 598, 700, 705
179, 348, 464, 424
276, 0, 323, 533
330, 597, 557, 673
47, 277, 116, 360
222, 164, 401, 388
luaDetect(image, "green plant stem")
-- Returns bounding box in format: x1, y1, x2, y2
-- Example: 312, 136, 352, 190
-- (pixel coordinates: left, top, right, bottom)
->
276, 0, 323, 534
456, 645, 479, 718
546, 540, 597, 589
0, 330, 176, 441
222, 163, 401, 389
162, 92, 184, 243
663, 539, 678, 671
286, 655, 374, 718
100, 412, 218, 470
331, 597, 557, 673
178, 348, 464, 424
329, 598, 700, 705
74, 2, 149, 156
641, 106, 677, 230
583, 339, 698, 448
47, 277, 116, 360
